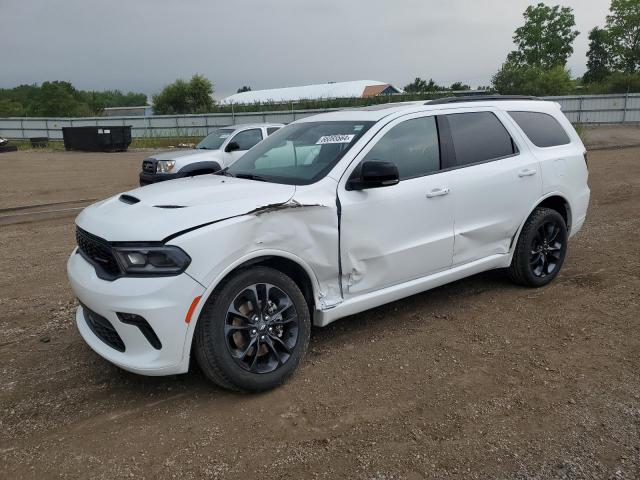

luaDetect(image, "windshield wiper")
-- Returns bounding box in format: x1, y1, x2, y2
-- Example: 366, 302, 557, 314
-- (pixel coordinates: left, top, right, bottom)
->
235, 173, 268, 182
216, 167, 235, 177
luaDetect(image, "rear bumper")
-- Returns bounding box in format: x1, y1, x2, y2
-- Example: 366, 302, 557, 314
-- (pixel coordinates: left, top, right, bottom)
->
68, 250, 205, 376
569, 187, 590, 238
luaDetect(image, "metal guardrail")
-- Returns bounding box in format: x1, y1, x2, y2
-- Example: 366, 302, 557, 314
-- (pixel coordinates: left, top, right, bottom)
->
0, 94, 638, 140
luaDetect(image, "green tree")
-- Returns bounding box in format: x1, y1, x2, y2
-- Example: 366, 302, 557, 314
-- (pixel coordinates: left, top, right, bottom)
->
493, 3, 579, 95
507, 3, 580, 69
152, 79, 190, 115
153, 74, 214, 114
403, 77, 428, 93
403, 77, 443, 93
237, 86, 252, 93
583, 71, 640, 93
492, 64, 574, 96
605, 0, 640, 72
86, 90, 148, 109
584, 27, 613, 83
28, 81, 92, 117
0, 99, 25, 116
449, 82, 471, 91
0, 82, 148, 117
187, 74, 214, 113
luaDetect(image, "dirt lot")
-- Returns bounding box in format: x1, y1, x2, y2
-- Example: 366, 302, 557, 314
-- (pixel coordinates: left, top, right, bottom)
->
1, 134, 639, 479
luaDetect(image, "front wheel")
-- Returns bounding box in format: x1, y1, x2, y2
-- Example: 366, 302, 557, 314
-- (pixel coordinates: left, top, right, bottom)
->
509, 207, 568, 287
194, 266, 310, 392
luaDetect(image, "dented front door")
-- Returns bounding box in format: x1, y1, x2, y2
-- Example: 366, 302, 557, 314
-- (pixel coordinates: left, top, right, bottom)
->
339, 172, 455, 297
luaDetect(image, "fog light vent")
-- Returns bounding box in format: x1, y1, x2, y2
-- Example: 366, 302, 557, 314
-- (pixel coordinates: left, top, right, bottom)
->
117, 313, 162, 350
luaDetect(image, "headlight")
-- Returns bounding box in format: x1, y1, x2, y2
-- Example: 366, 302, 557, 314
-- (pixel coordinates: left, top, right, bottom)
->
112, 245, 191, 276
156, 160, 176, 174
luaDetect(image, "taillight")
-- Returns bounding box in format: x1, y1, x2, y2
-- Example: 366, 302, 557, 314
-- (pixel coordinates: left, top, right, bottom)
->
583, 151, 588, 170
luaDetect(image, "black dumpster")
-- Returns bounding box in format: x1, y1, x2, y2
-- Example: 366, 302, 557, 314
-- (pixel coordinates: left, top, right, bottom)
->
62, 126, 132, 152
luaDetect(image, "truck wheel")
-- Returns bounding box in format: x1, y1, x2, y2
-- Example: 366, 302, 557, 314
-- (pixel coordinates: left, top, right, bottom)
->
194, 266, 310, 392
509, 207, 568, 287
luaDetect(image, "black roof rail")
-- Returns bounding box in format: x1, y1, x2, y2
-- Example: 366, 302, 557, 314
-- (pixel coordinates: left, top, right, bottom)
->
426, 95, 542, 105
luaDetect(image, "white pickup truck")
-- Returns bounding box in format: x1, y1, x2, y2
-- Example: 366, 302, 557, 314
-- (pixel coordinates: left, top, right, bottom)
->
139, 123, 283, 185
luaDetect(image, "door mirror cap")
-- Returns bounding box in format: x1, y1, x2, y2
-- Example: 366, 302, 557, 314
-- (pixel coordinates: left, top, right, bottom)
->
225, 141, 240, 153
347, 160, 400, 190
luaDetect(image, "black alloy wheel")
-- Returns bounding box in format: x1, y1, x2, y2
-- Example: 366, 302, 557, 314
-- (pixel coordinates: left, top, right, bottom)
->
529, 220, 564, 278
224, 282, 299, 374
195, 266, 310, 392
509, 207, 568, 287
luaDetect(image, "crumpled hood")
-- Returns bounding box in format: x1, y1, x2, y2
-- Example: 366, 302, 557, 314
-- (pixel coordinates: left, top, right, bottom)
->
76, 175, 296, 242
147, 149, 221, 161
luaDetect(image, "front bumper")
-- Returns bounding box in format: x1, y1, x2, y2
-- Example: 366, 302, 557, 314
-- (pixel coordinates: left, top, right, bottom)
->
139, 171, 182, 186
68, 249, 205, 376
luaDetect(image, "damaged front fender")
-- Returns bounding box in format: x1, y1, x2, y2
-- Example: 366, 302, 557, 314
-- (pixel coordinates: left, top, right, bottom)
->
168, 181, 343, 319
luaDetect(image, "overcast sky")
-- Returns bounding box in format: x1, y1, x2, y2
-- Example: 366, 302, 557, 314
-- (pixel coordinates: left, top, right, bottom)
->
1, 0, 612, 101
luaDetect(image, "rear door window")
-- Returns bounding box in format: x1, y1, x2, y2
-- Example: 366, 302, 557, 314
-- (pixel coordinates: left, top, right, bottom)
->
508, 111, 571, 147
363, 116, 440, 180
445, 112, 517, 167
267, 127, 281, 136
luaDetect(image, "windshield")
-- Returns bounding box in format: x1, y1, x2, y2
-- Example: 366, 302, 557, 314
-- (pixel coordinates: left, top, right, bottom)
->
196, 128, 235, 150
226, 121, 374, 185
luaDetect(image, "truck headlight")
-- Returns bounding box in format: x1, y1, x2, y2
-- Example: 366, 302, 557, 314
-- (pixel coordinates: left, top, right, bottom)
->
113, 245, 191, 276
156, 160, 176, 174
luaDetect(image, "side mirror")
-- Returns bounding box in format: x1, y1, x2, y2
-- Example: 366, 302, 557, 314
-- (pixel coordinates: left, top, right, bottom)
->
225, 141, 240, 153
347, 160, 400, 190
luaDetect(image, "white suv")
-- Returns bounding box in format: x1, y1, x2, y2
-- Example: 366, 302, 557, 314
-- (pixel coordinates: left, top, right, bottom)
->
67, 96, 590, 392
139, 123, 283, 186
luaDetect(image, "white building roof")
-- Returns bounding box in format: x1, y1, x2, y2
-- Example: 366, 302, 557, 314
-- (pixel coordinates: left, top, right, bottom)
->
221, 80, 399, 105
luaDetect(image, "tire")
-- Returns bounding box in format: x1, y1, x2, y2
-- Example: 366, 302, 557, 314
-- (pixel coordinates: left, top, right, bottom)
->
194, 266, 311, 392
509, 207, 568, 288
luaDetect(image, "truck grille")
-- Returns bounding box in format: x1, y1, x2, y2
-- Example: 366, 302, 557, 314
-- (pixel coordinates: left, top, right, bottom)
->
142, 160, 156, 173
82, 304, 126, 352
76, 227, 122, 279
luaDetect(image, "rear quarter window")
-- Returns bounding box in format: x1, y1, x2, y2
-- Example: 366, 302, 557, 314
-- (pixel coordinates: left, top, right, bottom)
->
508, 111, 571, 148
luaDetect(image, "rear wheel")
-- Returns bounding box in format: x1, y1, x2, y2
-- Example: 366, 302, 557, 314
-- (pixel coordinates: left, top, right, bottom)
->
194, 266, 310, 392
509, 207, 568, 287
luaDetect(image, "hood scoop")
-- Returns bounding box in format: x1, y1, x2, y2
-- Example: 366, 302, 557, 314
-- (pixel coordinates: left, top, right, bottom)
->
119, 194, 140, 205
154, 205, 186, 209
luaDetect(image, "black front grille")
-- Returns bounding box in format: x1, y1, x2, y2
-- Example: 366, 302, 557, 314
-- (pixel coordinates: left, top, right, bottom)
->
82, 304, 126, 352
76, 227, 122, 279
142, 160, 156, 173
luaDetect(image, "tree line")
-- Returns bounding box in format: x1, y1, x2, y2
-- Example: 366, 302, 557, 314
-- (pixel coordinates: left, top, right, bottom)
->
491, 0, 639, 96
0, 81, 147, 117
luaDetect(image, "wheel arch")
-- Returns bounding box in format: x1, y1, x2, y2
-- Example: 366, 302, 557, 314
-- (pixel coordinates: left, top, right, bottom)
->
509, 192, 573, 255
177, 160, 222, 177
535, 194, 572, 231
183, 250, 322, 358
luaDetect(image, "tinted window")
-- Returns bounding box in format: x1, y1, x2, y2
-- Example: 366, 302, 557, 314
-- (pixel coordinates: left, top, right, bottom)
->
363, 116, 440, 180
232, 129, 263, 150
509, 111, 571, 147
267, 127, 281, 136
446, 112, 516, 166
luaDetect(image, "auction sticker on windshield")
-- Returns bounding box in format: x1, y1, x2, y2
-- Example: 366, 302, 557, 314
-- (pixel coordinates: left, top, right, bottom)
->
316, 134, 355, 145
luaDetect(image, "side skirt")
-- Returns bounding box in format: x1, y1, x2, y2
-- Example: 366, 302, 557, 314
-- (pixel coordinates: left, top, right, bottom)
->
314, 254, 509, 327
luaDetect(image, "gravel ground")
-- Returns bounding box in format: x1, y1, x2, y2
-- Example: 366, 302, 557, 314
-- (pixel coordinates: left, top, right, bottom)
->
0, 137, 638, 479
